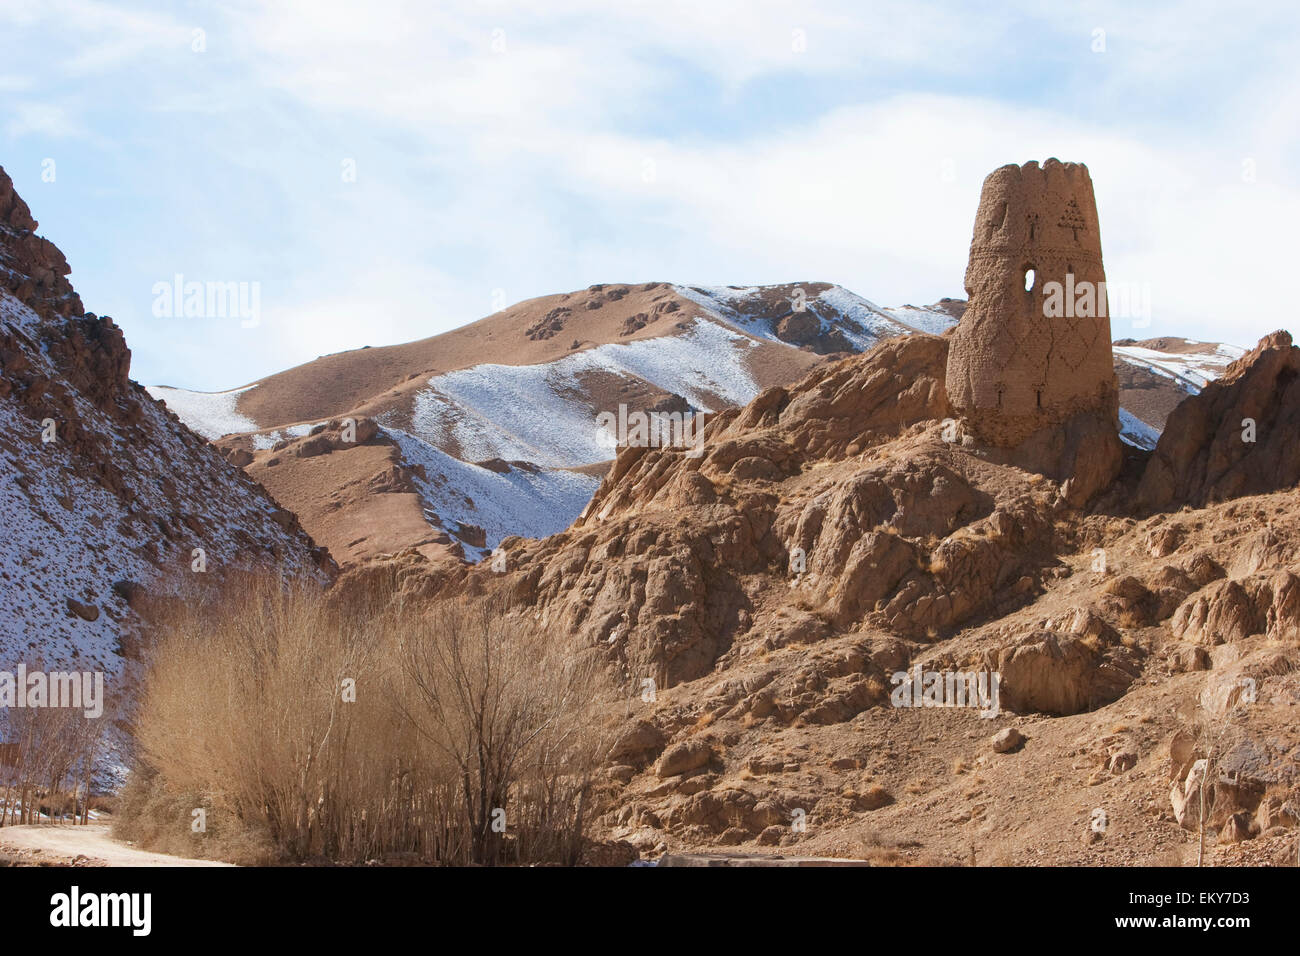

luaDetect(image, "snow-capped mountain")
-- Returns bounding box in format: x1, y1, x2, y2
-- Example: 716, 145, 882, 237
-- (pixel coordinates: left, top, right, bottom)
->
150, 282, 959, 562
148, 279, 1241, 564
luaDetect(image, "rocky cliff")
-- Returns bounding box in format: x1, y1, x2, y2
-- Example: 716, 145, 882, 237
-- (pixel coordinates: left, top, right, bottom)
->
357, 321, 1300, 864
0, 167, 330, 730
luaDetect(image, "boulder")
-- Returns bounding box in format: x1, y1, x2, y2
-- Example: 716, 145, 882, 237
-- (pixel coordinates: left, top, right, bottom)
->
655, 739, 715, 778
991, 727, 1025, 753
609, 719, 666, 766
65, 598, 99, 622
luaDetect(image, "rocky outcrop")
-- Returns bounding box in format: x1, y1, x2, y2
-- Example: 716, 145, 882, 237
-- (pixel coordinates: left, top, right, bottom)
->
1168, 716, 1300, 837
0, 166, 84, 318
987, 629, 1139, 716
655, 739, 716, 778
446, 331, 1099, 691
778, 458, 984, 628
1137, 331, 1300, 510
1170, 571, 1300, 646
582, 333, 950, 524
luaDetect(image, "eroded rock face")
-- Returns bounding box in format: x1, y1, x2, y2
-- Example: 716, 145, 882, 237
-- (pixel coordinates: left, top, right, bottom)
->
946, 159, 1118, 447
1137, 330, 1300, 510
988, 629, 1139, 716
439, 333, 1073, 689
0, 166, 83, 319
1168, 721, 1298, 837
777, 458, 984, 628
1171, 570, 1300, 646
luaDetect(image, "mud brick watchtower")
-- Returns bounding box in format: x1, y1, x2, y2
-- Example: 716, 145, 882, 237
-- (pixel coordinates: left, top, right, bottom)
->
945, 159, 1118, 446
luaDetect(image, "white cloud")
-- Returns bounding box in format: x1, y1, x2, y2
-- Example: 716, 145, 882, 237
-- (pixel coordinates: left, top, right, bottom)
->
4, 102, 81, 138
212, 0, 1299, 356
0, 0, 192, 74
4, 0, 1299, 387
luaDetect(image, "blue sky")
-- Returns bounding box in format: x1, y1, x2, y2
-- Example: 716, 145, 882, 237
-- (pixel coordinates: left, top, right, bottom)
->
1, 0, 1297, 390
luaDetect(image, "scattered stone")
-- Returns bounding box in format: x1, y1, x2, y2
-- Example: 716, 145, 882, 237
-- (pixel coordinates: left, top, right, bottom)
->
1108, 751, 1137, 774
65, 597, 99, 622
991, 727, 1025, 754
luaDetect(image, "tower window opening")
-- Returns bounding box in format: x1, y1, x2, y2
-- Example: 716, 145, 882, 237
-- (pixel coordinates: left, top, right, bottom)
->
1023, 267, 1035, 292
1036, 389, 1043, 409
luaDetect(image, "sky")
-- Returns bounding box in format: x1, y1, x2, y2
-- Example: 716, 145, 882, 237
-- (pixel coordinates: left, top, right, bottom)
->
1, 0, 1297, 390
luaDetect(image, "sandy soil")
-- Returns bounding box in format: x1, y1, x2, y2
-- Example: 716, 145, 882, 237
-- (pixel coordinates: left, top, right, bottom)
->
0, 825, 232, 867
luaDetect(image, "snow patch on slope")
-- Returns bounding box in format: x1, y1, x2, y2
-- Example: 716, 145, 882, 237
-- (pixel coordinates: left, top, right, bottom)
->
251, 421, 324, 451
409, 317, 759, 467
674, 283, 928, 351
385, 427, 600, 556
1113, 344, 1245, 394
0, 293, 146, 684
145, 384, 260, 439
0, 287, 42, 335
672, 284, 791, 345
883, 304, 960, 335
0, 408, 149, 681
812, 287, 954, 343
1118, 407, 1161, 450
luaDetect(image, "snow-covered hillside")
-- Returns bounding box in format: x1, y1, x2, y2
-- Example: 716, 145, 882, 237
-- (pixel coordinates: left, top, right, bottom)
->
675, 283, 958, 349
1, 289, 326, 778
386, 427, 600, 557
1113, 342, 1245, 393
145, 383, 260, 439
406, 317, 759, 467
1118, 407, 1162, 450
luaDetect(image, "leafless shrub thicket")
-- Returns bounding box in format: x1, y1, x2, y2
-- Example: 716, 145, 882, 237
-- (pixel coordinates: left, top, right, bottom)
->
118, 574, 614, 865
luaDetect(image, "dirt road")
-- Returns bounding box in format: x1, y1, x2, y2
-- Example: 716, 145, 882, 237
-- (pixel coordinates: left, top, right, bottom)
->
0, 824, 232, 867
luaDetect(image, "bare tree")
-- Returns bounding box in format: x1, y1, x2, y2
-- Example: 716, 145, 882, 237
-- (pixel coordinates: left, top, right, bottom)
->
397, 594, 612, 865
